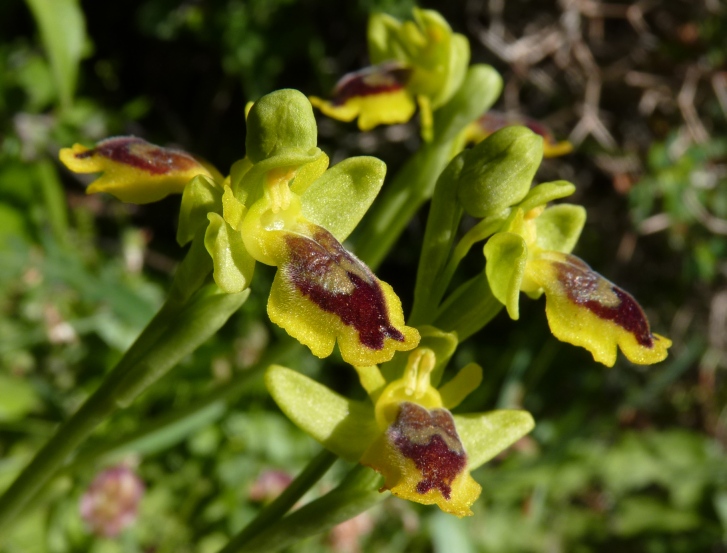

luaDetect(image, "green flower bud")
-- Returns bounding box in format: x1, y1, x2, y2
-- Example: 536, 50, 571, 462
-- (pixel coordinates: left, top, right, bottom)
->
457, 126, 543, 217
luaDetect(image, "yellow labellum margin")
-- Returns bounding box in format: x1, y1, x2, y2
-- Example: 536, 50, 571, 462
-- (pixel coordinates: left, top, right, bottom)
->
527, 252, 672, 367
265, 349, 534, 517
59, 136, 216, 204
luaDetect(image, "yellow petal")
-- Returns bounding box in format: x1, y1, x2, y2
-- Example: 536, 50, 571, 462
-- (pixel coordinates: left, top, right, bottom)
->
59, 137, 213, 204
527, 252, 672, 366
360, 402, 481, 517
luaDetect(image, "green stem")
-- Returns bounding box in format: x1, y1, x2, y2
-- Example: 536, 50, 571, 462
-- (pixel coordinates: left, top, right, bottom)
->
352, 138, 455, 270
0, 279, 247, 532
67, 340, 301, 472
223, 449, 337, 550
409, 152, 465, 325
222, 465, 384, 553
434, 272, 503, 341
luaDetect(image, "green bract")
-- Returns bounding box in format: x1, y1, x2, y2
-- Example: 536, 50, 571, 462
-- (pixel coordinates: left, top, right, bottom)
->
458, 126, 544, 217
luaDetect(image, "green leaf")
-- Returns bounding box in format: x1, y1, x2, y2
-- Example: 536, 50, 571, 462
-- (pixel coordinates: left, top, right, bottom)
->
0, 375, 38, 421
24, 0, 86, 109
245, 89, 318, 164
265, 365, 378, 462
367, 12, 402, 64
534, 204, 586, 254
455, 409, 534, 470
518, 180, 576, 212
204, 213, 256, 294
458, 126, 544, 217
301, 156, 386, 241
484, 232, 528, 319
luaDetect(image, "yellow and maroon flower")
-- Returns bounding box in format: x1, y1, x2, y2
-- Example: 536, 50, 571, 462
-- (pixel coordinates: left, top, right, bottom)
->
266, 346, 534, 516
309, 62, 416, 132
240, 182, 419, 366
59, 136, 218, 204
464, 111, 573, 158
310, 9, 470, 139
485, 204, 671, 366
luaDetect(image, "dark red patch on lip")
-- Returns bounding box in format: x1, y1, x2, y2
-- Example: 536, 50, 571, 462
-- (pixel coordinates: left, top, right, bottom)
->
284, 228, 405, 350
76, 136, 200, 175
389, 402, 466, 499
331, 62, 412, 106
554, 256, 655, 348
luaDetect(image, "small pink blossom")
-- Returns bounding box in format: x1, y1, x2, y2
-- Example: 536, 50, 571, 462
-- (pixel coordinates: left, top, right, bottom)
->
248, 469, 293, 503
79, 465, 144, 537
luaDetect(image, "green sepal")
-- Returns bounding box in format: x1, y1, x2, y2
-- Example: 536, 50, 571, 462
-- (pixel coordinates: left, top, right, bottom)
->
228, 158, 252, 204
518, 180, 576, 212
534, 204, 586, 254
204, 213, 256, 294
245, 89, 318, 164
408, 9, 469, 108
458, 126, 544, 217
265, 366, 379, 462
484, 232, 528, 320
454, 410, 535, 470
433, 64, 503, 144
367, 12, 403, 64
177, 175, 222, 246
301, 156, 386, 242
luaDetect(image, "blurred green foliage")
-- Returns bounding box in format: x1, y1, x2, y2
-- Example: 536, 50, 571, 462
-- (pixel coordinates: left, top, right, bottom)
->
0, 0, 725, 551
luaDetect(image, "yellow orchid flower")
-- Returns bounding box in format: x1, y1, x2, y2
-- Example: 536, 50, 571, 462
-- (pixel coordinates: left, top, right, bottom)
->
59, 136, 218, 203
266, 345, 534, 517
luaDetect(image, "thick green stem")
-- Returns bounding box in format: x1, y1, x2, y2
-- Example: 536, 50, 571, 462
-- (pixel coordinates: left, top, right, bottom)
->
222, 449, 338, 550
221, 465, 384, 553
434, 272, 503, 341
352, 139, 455, 270
0, 276, 247, 532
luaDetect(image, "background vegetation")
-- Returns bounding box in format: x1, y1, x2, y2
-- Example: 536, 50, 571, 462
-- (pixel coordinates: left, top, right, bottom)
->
0, 0, 725, 551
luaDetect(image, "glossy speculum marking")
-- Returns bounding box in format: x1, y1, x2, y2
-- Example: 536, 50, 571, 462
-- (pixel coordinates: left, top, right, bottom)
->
284, 229, 405, 350
332, 62, 412, 106
389, 402, 467, 499
76, 137, 200, 176
554, 257, 655, 348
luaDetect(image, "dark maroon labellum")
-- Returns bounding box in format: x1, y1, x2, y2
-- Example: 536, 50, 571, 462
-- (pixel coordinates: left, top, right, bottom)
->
76, 136, 200, 175
331, 62, 412, 106
284, 228, 405, 351
389, 402, 467, 499
554, 256, 655, 347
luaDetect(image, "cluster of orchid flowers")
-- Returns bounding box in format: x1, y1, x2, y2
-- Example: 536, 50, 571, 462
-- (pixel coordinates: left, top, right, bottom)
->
60, 8, 670, 522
